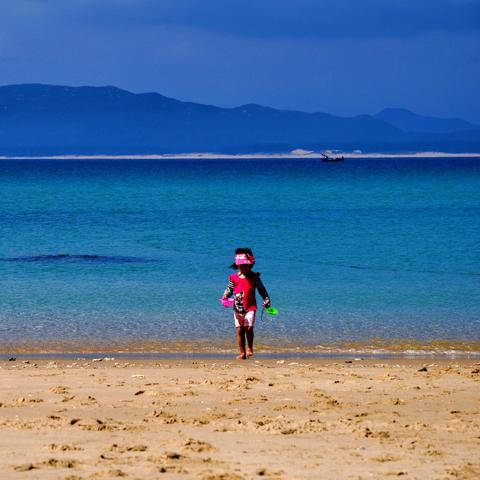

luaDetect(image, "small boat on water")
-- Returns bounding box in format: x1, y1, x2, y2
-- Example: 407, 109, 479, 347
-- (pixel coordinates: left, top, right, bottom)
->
321, 152, 345, 162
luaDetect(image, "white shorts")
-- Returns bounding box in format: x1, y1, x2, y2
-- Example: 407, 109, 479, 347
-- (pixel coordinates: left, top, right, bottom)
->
234, 310, 256, 328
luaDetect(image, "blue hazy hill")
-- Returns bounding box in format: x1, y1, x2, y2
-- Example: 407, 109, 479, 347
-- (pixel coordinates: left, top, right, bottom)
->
0, 84, 479, 155
375, 108, 480, 134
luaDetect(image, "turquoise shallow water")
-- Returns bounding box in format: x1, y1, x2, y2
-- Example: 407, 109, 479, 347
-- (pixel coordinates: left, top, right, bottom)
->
0, 157, 479, 351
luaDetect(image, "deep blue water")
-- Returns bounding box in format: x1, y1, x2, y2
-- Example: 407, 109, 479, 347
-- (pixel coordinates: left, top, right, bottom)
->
0, 157, 479, 350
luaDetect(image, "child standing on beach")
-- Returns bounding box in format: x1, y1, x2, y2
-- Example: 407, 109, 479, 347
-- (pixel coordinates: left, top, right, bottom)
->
222, 248, 271, 360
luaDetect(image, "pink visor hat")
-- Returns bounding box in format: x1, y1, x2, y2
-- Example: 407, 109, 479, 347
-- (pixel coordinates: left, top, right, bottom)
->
235, 253, 255, 265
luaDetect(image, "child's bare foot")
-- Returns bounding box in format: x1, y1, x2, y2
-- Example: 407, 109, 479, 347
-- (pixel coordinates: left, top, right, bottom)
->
236, 353, 247, 360
246, 348, 254, 357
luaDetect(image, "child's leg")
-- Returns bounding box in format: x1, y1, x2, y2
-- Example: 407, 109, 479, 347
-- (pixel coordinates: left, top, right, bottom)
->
245, 326, 254, 356
236, 326, 246, 359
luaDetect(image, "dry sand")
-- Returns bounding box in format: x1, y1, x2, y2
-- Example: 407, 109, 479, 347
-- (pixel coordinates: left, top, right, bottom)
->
0, 357, 478, 479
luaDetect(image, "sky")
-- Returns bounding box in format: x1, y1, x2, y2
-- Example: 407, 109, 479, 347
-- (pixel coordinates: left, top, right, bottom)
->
1, 0, 480, 123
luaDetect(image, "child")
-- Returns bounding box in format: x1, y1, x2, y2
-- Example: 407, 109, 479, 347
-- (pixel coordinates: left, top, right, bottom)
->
222, 248, 271, 360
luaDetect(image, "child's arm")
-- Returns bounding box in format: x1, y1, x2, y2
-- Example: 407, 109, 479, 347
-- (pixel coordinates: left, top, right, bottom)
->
256, 275, 271, 307
222, 279, 235, 299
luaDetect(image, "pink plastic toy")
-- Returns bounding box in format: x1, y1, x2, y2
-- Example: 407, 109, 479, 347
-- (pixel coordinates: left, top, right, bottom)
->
220, 298, 234, 308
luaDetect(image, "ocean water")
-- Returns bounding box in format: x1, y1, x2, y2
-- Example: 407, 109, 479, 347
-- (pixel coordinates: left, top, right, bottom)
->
1, 157, 479, 353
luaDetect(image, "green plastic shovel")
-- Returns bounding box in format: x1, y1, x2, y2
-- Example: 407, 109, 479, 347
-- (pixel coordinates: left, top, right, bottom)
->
265, 306, 279, 315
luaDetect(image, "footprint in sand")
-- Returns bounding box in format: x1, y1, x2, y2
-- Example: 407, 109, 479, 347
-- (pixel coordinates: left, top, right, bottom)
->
308, 389, 341, 407
28, 397, 44, 403
40, 458, 80, 469
164, 451, 183, 460
363, 427, 391, 439
62, 395, 77, 402
158, 465, 189, 474
199, 472, 244, 480
45, 443, 83, 451
50, 386, 70, 394
371, 454, 401, 462
182, 438, 215, 453
14, 463, 37, 472
94, 468, 127, 477
15, 458, 80, 471
109, 443, 148, 453
149, 409, 178, 424
256, 467, 285, 479
1, 397, 28, 407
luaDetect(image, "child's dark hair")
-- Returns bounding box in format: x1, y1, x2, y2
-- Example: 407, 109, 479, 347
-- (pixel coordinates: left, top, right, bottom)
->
229, 247, 254, 269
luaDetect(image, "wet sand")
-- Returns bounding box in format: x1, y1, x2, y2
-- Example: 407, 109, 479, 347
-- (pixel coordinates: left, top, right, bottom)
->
0, 358, 479, 479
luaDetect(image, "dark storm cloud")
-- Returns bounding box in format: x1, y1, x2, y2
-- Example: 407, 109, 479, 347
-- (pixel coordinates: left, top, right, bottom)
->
4, 0, 480, 38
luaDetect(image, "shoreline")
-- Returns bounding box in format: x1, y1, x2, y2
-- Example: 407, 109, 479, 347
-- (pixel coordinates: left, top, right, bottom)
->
1, 151, 480, 160
2, 352, 480, 362
2, 338, 479, 358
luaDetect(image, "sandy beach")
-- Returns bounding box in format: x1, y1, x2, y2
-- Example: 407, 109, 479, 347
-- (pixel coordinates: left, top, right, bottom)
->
0, 357, 478, 480
1, 152, 480, 161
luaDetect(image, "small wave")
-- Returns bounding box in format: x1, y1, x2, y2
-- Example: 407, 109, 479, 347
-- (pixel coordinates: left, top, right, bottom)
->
312, 260, 480, 277
0, 254, 158, 264
1, 338, 479, 357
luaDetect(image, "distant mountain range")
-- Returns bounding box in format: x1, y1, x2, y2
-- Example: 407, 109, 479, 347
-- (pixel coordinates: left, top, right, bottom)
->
374, 108, 480, 135
0, 84, 479, 155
